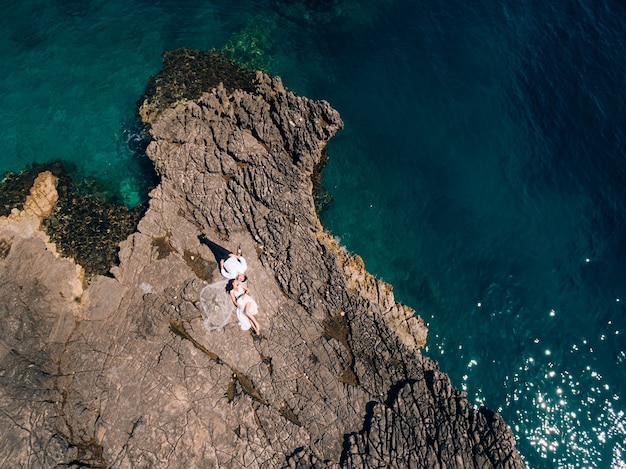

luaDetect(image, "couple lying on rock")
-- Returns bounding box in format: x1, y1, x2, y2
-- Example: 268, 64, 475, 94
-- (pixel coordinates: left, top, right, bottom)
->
198, 234, 260, 335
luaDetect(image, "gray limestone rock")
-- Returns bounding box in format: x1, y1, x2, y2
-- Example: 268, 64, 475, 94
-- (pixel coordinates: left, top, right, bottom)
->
0, 50, 524, 468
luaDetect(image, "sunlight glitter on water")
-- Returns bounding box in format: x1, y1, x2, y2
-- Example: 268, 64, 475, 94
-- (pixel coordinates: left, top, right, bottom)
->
503, 343, 626, 468
424, 299, 625, 468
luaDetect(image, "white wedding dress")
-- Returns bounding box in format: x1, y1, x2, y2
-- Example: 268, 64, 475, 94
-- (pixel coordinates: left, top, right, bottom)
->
233, 285, 258, 331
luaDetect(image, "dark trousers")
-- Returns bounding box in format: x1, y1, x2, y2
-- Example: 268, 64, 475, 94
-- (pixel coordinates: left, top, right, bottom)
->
198, 234, 232, 265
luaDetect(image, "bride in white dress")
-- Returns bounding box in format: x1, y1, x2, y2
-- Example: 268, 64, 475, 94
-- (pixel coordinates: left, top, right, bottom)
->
226, 278, 260, 334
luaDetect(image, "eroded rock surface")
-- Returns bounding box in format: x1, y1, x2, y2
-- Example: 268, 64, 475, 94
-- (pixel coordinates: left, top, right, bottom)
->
0, 50, 523, 468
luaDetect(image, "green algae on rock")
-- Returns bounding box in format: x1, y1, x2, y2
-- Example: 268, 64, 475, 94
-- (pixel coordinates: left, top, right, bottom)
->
138, 48, 257, 125
0, 161, 68, 218
42, 170, 146, 282
1, 161, 146, 282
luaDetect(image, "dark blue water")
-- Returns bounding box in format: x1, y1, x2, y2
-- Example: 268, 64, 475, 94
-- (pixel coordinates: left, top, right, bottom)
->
1, 1, 624, 467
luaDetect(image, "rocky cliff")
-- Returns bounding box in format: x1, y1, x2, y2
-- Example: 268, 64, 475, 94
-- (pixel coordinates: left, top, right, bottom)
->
0, 49, 524, 468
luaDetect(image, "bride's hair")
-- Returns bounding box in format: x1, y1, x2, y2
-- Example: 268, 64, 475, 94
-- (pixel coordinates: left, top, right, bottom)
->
225, 279, 235, 293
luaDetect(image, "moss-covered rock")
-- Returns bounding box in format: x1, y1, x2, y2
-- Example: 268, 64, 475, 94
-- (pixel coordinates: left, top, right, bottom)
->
137, 48, 257, 125
1, 161, 146, 282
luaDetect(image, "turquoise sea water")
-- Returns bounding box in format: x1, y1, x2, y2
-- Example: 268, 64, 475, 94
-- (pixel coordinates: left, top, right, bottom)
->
1, 1, 625, 467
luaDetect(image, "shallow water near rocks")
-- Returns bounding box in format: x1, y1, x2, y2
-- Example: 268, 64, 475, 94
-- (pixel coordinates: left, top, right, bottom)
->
1, 1, 625, 467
